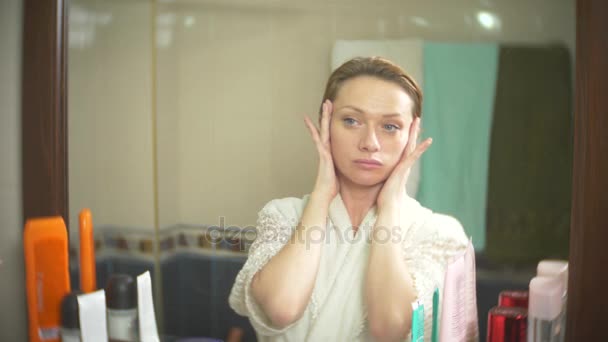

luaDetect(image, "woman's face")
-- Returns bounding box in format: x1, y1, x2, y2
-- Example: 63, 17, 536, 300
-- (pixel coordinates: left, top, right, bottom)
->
330, 76, 414, 187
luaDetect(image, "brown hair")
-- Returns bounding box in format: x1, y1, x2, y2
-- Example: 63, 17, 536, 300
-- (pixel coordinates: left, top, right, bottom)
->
320, 56, 422, 120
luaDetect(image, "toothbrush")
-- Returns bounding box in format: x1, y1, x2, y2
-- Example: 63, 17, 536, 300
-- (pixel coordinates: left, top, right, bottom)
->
432, 287, 439, 342
411, 299, 425, 342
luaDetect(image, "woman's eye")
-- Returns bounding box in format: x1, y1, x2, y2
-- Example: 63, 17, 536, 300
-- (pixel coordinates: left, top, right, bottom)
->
384, 124, 400, 132
343, 118, 357, 126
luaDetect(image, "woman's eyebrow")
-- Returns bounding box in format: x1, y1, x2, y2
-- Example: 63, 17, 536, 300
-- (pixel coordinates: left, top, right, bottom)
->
337, 105, 365, 113
382, 113, 404, 118
338, 105, 404, 118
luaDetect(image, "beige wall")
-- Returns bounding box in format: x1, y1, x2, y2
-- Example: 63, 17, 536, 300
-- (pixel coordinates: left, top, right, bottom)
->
156, 15, 181, 229
69, 0, 575, 232
69, 0, 156, 235
0, 0, 27, 340
167, 0, 575, 228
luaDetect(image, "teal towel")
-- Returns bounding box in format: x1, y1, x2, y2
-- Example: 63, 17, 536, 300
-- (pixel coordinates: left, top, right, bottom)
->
417, 43, 499, 250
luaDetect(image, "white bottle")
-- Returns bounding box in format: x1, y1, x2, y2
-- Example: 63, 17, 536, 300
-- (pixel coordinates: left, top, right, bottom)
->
528, 276, 563, 342
537, 260, 568, 342
77, 290, 109, 342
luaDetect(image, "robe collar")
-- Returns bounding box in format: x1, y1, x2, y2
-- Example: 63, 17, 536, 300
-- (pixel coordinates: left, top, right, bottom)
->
328, 193, 378, 236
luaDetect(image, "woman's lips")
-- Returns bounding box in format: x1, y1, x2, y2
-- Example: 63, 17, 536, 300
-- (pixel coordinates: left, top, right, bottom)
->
354, 159, 383, 169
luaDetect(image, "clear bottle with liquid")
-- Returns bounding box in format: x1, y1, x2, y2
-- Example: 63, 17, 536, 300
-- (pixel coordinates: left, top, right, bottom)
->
527, 276, 563, 342
536, 260, 568, 342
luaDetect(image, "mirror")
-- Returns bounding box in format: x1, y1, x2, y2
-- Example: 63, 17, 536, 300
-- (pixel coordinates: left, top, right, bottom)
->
67, 0, 161, 331
68, 0, 575, 340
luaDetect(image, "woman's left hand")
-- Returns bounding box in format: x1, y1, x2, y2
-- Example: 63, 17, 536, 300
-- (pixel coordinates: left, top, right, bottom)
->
376, 117, 433, 210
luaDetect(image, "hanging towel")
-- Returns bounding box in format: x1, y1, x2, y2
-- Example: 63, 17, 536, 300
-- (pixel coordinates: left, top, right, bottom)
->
331, 40, 424, 198
417, 42, 499, 251
485, 45, 572, 265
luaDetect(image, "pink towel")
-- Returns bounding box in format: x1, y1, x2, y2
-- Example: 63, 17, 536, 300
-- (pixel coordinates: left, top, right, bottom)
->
440, 239, 479, 342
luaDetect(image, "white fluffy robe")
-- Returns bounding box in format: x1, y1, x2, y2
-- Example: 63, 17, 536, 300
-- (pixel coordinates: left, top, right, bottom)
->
229, 193, 471, 341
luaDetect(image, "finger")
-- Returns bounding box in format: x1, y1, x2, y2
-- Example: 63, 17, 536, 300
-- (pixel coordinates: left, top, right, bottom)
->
399, 118, 418, 164
304, 116, 322, 146
407, 117, 420, 155
402, 119, 416, 157
396, 137, 432, 175
321, 100, 332, 147
320, 101, 327, 144
327, 101, 334, 144
409, 137, 433, 164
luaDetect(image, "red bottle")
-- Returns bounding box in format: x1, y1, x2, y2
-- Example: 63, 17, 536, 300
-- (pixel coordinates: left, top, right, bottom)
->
487, 306, 527, 342
499, 290, 529, 309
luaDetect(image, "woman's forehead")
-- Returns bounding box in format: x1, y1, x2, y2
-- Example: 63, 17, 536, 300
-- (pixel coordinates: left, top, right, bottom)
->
336, 105, 408, 119
334, 77, 414, 118
334, 76, 413, 115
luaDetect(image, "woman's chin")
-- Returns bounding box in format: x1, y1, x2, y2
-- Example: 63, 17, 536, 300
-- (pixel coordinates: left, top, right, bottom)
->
341, 172, 386, 188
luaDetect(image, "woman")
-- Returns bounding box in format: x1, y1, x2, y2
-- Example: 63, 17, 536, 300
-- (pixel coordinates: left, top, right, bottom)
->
229, 57, 470, 341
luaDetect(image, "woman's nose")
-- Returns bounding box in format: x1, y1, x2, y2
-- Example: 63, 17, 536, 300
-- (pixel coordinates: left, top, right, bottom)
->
359, 128, 380, 152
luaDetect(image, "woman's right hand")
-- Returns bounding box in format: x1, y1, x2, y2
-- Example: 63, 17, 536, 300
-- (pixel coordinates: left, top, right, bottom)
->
304, 99, 339, 203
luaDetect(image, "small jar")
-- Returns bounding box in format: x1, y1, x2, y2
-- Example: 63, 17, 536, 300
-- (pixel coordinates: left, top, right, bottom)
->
105, 274, 139, 342
60, 292, 82, 342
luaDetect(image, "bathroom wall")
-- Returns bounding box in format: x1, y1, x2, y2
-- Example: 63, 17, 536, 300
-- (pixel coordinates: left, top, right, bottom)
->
68, 0, 575, 231
69, 0, 156, 236
161, 0, 575, 228
0, 0, 27, 340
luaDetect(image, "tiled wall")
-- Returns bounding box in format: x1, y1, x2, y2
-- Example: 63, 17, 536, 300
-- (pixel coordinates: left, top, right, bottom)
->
69, 0, 156, 236
93, 224, 254, 260
69, 0, 576, 237
165, 0, 575, 229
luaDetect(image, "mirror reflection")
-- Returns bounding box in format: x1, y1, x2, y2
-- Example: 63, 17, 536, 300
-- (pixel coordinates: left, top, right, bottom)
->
68, 0, 574, 340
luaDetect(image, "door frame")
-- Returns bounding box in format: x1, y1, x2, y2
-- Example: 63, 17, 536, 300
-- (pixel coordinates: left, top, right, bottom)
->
21, 0, 69, 226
